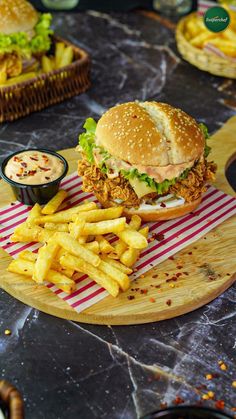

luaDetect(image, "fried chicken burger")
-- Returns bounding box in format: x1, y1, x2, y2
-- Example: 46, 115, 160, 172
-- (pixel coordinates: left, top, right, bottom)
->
77, 101, 216, 221
0, 0, 52, 80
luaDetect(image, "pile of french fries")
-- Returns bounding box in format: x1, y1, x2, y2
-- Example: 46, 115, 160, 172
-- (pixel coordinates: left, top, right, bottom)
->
7, 190, 149, 298
0, 42, 74, 87
41, 42, 73, 73
184, 7, 236, 57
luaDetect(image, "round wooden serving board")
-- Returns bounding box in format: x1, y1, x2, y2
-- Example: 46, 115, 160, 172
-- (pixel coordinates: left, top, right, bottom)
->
0, 117, 236, 325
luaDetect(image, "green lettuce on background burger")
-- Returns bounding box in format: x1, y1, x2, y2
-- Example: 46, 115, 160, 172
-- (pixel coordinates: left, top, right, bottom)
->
0, 0, 53, 79
77, 102, 217, 222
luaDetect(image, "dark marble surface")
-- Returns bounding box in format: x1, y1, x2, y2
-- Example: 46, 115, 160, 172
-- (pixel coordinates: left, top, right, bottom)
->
0, 10, 236, 419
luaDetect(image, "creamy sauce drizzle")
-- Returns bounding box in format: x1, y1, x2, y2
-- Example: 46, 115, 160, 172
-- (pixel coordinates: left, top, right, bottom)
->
134, 194, 185, 211
5, 151, 64, 185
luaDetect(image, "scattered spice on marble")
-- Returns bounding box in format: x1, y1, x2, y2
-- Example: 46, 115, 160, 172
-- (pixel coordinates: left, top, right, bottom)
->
127, 296, 135, 300
173, 396, 184, 405
215, 400, 225, 409
218, 361, 228, 371
4, 329, 11, 335
149, 297, 156, 303
166, 299, 172, 306
232, 381, 236, 388
160, 402, 167, 409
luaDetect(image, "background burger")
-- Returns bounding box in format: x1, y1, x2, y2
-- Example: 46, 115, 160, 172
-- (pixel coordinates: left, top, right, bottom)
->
0, 0, 52, 82
77, 101, 217, 221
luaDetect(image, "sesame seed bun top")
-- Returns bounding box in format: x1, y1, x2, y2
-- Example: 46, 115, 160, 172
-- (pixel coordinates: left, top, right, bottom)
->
95, 101, 205, 167
0, 0, 39, 35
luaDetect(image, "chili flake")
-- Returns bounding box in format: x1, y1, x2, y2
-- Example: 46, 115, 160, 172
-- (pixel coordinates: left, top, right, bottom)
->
215, 400, 225, 409
160, 202, 166, 208
173, 396, 184, 405
140, 289, 148, 294
152, 274, 158, 278
149, 297, 156, 303
127, 296, 135, 300
152, 233, 165, 241
166, 299, 172, 306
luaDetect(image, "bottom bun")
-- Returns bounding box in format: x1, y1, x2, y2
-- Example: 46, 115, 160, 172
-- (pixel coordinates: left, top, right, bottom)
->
99, 197, 202, 222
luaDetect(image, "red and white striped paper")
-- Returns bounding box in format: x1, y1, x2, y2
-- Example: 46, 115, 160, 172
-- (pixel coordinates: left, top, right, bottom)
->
0, 171, 236, 313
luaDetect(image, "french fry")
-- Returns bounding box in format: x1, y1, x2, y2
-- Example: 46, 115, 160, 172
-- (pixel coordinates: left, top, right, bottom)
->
10, 223, 42, 242
114, 239, 127, 257
84, 241, 100, 254
35, 202, 97, 224
129, 215, 142, 231
69, 219, 85, 239
78, 236, 87, 244
33, 239, 59, 283
55, 42, 65, 68
54, 232, 101, 267
42, 190, 68, 215
42, 56, 53, 72
78, 218, 126, 236
139, 226, 149, 239
99, 259, 130, 291
0, 67, 7, 84
0, 72, 36, 87
120, 248, 139, 268
58, 46, 73, 68
120, 226, 149, 267
100, 255, 133, 275
18, 250, 37, 262
44, 222, 69, 232
60, 254, 119, 297
96, 235, 114, 254
38, 228, 55, 243
117, 225, 148, 249
46, 269, 75, 293
26, 203, 42, 226
18, 249, 73, 277
7, 259, 75, 294
73, 207, 123, 223
190, 32, 216, 48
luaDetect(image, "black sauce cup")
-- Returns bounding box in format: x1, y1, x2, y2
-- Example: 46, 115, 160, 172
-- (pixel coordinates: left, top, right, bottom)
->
0, 149, 68, 206
142, 406, 233, 419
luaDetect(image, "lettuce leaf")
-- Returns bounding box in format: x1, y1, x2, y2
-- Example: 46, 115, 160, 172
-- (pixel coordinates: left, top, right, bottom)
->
79, 118, 97, 164
199, 123, 211, 158
0, 13, 53, 56
30, 13, 53, 54
121, 167, 189, 195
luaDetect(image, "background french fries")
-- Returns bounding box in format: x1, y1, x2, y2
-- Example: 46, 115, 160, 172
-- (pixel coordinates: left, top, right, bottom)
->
183, 11, 236, 58
0, 42, 74, 88
7, 192, 150, 297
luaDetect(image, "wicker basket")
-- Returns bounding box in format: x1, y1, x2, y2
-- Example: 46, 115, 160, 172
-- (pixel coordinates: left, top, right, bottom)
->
0, 36, 91, 123
176, 13, 236, 79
